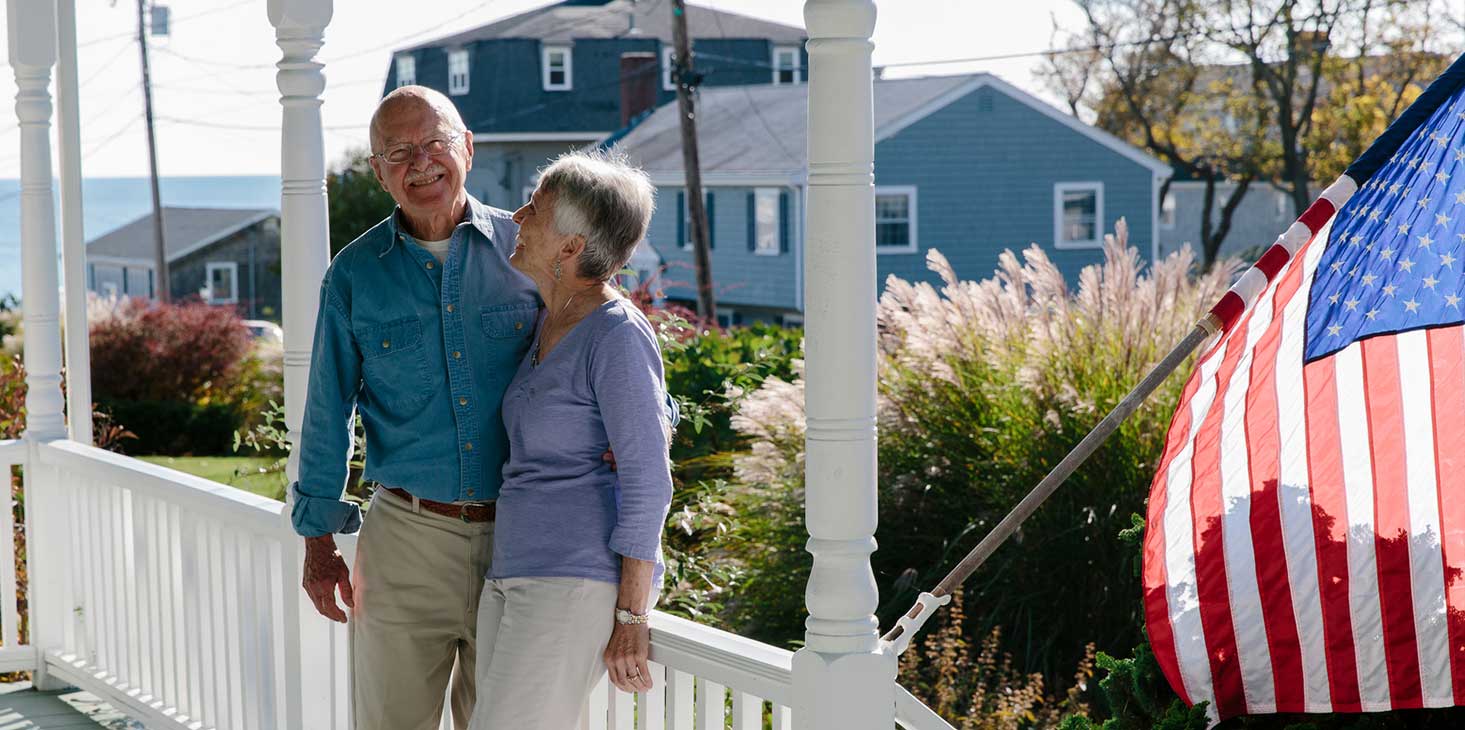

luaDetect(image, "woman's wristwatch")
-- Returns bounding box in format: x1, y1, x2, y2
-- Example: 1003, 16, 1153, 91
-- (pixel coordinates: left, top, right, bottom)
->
615, 607, 650, 625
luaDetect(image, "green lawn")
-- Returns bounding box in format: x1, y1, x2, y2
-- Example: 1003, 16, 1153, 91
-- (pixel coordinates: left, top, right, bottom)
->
137, 455, 288, 500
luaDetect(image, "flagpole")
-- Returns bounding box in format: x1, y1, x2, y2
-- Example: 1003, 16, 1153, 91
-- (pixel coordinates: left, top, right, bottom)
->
881, 51, 1465, 659
880, 314, 1218, 654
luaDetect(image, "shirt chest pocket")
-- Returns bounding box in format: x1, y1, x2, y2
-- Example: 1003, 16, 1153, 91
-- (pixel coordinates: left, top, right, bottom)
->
481, 304, 538, 361
357, 316, 432, 408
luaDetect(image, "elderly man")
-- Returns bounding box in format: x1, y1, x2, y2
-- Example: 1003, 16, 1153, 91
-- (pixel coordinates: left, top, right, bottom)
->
290, 86, 538, 729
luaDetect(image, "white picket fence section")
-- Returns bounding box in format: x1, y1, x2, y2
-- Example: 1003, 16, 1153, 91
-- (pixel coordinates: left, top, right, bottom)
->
0, 439, 33, 674
6, 438, 952, 730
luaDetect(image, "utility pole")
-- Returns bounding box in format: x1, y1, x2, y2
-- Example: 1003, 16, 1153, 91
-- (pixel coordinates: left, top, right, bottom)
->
670, 0, 715, 321
136, 0, 169, 302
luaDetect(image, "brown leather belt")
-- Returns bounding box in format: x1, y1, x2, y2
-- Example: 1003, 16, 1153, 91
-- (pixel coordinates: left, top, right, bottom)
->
383, 486, 496, 523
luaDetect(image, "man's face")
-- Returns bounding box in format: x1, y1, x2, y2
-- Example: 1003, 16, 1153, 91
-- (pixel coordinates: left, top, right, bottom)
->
369, 101, 474, 220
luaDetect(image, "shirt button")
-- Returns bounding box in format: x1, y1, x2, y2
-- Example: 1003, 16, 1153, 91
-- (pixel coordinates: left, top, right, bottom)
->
426, 261, 435, 269
382, 340, 391, 349
467, 489, 475, 497
515, 321, 524, 330
459, 397, 468, 406
454, 351, 462, 359
464, 442, 473, 451
446, 304, 455, 313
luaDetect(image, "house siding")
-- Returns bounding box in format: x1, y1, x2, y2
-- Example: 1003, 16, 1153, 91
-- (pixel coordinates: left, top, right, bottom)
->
872, 86, 1158, 288
649, 186, 800, 312
387, 39, 805, 135
466, 140, 598, 211
167, 219, 283, 321
1158, 181, 1298, 263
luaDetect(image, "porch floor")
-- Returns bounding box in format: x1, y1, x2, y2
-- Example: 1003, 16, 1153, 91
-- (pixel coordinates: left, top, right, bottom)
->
0, 683, 119, 729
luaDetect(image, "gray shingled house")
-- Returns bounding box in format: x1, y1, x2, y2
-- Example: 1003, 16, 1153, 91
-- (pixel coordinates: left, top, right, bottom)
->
86, 207, 282, 320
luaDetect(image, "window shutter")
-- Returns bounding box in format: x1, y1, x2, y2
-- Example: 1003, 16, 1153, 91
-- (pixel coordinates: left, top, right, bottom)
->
779, 190, 791, 253
706, 191, 715, 249
747, 191, 757, 251
676, 191, 685, 247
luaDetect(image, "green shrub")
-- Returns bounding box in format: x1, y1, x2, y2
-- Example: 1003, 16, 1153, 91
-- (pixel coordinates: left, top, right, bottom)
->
726, 221, 1237, 681
100, 399, 241, 456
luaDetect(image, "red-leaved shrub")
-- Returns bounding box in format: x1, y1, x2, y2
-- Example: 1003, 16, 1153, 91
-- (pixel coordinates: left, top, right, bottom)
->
89, 298, 252, 403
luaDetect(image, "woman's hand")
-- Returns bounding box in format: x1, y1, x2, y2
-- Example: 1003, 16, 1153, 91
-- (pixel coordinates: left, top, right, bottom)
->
603, 622, 652, 693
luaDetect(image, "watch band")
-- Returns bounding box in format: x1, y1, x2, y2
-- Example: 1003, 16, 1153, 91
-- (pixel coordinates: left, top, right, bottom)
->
615, 608, 650, 625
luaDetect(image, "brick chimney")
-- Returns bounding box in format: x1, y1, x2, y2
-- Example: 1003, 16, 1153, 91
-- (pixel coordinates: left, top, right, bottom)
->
620, 52, 659, 128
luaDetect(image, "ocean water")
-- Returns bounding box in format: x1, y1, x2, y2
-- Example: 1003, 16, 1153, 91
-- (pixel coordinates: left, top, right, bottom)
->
0, 176, 282, 300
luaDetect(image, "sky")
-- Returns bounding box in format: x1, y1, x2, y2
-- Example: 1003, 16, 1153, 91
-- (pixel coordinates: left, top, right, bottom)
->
0, 0, 1085, 178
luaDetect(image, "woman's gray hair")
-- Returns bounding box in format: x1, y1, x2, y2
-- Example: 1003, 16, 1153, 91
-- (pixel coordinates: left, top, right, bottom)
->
536, 148, 656, 282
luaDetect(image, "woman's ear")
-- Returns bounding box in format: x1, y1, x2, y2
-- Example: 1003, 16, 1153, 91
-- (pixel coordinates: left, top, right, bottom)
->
560, 234, 587, 264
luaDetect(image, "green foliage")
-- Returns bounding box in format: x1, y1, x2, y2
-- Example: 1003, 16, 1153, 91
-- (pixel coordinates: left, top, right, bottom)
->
101, 399, 241, 456
327, 148, 397, 258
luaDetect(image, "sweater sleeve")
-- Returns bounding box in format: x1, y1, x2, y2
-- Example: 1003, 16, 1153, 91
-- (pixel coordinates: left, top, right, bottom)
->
589, 316, 674, 562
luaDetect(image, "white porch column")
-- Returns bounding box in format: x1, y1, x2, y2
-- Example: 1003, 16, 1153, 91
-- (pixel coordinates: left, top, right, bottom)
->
9, 0, 69, 692
268, 0, 334, 726
56, 0, 91, 445
793, 1, 894, 729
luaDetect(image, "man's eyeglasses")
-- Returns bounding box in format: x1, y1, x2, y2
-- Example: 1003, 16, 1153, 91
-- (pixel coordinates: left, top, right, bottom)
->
372, 132, 464, 165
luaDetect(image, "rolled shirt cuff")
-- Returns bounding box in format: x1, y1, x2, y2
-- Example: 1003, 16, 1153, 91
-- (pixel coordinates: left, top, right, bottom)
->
608, 528, 662, 563
290, 483, 364, 537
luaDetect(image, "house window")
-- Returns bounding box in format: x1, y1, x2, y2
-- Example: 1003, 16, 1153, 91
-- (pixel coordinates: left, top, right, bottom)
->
753, 188, 781, 255
875, 186, 917, 253
395, 55, 415, 87
662, 46, 677, 91
772, 46, 801, 85
1160, 193, 1176, 229
1276, 190, 1291, 220
206, 262, 238, 305
1054, 182, 1104, 249
543, 46, 572, 91
679, 189, 715, 250
448, 49, 470, 95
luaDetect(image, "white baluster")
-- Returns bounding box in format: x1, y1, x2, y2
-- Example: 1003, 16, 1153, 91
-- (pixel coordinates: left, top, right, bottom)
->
730, 693, 762, 730
636, 662, 667, 730
693, 679, 725, 730
666, 669, 694, 730
268, 1, 335, 726
793, 1, 897, 728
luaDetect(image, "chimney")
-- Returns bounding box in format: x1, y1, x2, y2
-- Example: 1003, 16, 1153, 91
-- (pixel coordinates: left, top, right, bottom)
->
620, 52, 659, 127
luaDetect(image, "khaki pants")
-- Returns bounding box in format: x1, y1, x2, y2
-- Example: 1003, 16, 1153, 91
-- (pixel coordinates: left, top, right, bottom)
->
468, 577, 621, 730
351, 489, 494, 730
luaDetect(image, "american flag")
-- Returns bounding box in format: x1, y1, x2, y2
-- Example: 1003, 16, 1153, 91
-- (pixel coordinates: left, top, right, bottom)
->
1144, 55, 1465, 721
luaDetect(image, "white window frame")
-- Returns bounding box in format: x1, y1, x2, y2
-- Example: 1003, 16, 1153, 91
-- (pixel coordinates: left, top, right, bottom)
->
772, 45, 802, 85
661, 46, 677, 91
1053, 181, 1105, 250
542, 45, 572, 91
1160, 192, 1176, 229
395, 54, 415, 88
874, 186, 918, 254
682, 189, 713, 251
753, 187, 781, 256
1276, 190, 1290, 220
448, 49, 470, 96
206, 261, 239, 305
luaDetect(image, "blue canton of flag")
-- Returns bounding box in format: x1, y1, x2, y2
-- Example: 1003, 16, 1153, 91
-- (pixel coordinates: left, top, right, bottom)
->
1305, 91, 1465, 361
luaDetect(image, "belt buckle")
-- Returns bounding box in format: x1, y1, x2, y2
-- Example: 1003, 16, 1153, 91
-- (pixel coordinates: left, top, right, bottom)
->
460, 505, 471, 523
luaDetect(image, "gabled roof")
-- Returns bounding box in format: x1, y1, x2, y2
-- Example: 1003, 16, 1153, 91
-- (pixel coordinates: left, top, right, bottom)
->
402, 0, 805, 51
87, 207, 277, 264
612, 73, 1173, 181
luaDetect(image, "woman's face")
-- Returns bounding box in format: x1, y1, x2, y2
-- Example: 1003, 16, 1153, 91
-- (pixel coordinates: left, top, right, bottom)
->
510, 186, 573, 281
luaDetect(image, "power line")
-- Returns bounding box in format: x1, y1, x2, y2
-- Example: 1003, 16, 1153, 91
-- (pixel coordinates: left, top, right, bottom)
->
322, 0, 498, 64
707, 11, 796, 165
77, 0, 256, 49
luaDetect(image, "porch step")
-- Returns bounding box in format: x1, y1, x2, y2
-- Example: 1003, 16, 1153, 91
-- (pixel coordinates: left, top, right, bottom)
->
0, 685, 115, 729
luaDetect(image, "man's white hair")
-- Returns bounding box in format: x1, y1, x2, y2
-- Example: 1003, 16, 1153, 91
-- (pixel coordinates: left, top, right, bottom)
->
537, 148, 656, 282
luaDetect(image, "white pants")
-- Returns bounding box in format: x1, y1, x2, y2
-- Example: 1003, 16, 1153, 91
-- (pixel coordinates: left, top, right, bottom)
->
469, 577, 621, 730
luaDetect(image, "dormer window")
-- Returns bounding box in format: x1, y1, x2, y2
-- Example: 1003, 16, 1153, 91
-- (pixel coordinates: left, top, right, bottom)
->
448, 49, 470, 95
662, 46, 676, 91
772, 46, 801, 85
543, 45, 572, 91
395, 54, 416, 87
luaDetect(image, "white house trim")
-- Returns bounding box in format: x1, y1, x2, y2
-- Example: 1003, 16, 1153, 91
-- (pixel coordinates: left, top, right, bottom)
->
1054, 181, 1105, 250
472, 131, 608, 143
874, 185, 918, 254
205, 261, 239, 305
874, 74, 1171, 177
662, 46, 676, 91
542, 45, 572, 91
86, 255, 151, 268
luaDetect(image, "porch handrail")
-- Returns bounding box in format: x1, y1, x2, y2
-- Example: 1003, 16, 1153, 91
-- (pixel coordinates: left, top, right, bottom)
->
38, 439, 287, 536
0, 438, 24, 463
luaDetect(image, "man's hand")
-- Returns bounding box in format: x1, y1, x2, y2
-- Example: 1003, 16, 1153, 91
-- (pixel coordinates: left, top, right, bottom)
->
603, 622, 652, 693
303, 534, 354, 623
602, 449, 617, 471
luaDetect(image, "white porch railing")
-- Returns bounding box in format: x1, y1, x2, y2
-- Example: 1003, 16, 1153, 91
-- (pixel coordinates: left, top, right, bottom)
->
0, 439, 33, 674
12, 439, 953, 730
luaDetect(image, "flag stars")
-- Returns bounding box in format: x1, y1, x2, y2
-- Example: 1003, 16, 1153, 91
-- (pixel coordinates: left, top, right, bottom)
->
1455, 189, 1465, 205
1437, 170, 1451, 185
1400, 257, 1417, 273
1438, 212, 1453, 227
1379, 246, 1396, 260
1418, 196, 1432, 209
1399, 221, 1412, 235
1392, 183, 1404, 195
1443, 252, 1457, 269
1449, 293, 1462, 309
1361, 272, 1378, 286
1456, 147, 1465, 163
1420, 233, 1436, 248
1408, 157, 1420, 170
1345, 297, 1361, 311
1327, 323, 1343, 336
1424, 274, 1440, 290
1370, 209, 1382, 222
1328, 292, 1341, 305
1331, 260, 1346, 273
1383, 283, 1399, 297
1405, 298, 1422, 314
1349, 234, 1364, 246
1366, 307, 1382, 321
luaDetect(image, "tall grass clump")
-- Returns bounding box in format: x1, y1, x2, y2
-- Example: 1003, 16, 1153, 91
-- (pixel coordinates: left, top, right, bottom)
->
726, 220, 1237, 691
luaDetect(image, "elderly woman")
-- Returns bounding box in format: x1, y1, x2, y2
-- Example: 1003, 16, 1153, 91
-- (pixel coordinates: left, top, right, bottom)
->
469, 149, 673, 730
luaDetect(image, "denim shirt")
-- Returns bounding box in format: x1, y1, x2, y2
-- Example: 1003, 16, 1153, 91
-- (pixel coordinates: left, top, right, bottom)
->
290, 195, 540, 537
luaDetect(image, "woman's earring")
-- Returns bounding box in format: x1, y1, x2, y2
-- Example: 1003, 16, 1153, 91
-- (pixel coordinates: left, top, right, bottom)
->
553, 258, 562, 282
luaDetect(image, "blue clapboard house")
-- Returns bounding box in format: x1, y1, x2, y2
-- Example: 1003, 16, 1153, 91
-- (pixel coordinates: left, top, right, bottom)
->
613, 73, 1173, 324
385, 0, 808, 210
